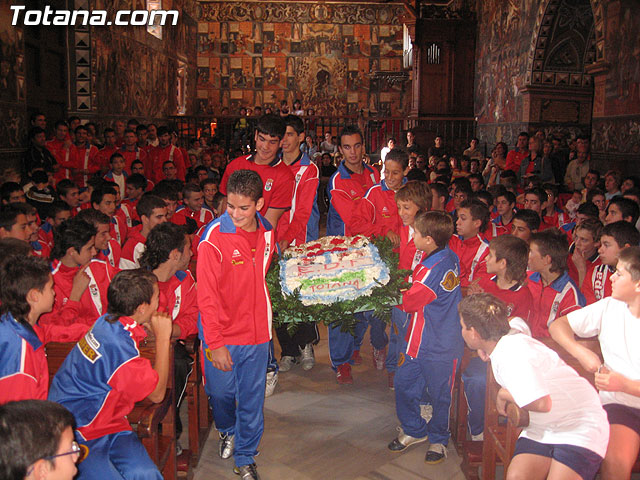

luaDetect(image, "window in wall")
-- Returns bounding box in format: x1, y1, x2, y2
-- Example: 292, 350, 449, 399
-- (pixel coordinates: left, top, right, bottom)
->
425, 43, 441, 65
403, 24, 413, 69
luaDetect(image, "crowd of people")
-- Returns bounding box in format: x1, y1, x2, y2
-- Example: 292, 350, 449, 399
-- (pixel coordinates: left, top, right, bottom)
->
1, 110, 639, 480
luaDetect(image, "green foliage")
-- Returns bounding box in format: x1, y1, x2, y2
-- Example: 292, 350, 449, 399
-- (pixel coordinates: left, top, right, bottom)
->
267, 236, 411, 335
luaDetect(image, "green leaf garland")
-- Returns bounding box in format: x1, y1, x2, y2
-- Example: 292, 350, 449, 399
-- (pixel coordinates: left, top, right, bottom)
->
267, 236, 412, 335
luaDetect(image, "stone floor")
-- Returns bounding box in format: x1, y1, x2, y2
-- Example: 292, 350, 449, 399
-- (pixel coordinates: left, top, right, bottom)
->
191, 324, 470, 480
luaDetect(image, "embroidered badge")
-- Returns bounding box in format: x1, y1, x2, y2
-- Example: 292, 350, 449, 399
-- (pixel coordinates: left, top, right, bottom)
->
440, 270, 460, 292
78, 332, 102, 364
265, 179, 274, 191
205, 347, 214, 362
397, 352, 405, 367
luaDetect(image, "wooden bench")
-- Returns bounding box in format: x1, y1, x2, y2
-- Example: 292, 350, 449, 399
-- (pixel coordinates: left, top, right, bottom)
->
46, 338, 177, 480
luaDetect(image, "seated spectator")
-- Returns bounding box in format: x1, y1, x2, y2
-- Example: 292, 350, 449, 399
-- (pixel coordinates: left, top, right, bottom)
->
604, 170, 622, 201
0, 205, 32, 242
511, 209, 541, 244
122, 173, 147, 227
120, 194, 168, 269
25, 170, 56, 219
567, 218, 603, 287
0, 399, 81, 480
505, 132, 529, 173
605, 196, 640, 225
39, 201, 71, 249
23, 127, 57, 181
171, 184, 214, 229
103, 152, 128, 194
450, 200, 490, 287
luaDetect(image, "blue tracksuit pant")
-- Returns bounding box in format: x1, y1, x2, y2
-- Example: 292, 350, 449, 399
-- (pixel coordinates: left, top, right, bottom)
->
76, 430, 162, 480
462, 356, 487, 436
385, 307, 410, 373
394, 355, 459, 445
328, 310, 388, 368
201, 340, 269, 467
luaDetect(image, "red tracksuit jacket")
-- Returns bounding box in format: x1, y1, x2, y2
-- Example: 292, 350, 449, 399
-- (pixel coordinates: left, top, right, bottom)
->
158, 270, 198, 340
449, 234, 490, 287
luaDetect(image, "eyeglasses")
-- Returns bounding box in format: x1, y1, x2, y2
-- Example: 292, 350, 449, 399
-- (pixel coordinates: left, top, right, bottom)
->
27, 441, 88, 474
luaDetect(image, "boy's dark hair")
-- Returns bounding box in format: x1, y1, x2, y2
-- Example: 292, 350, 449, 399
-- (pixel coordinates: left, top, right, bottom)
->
497, 190, 517, 206
542, 183, 559, 198
183, 183, 202, 199
75, 208, 110, 227
135, 124, 147, 134
586, 188, 606, 204
212, 192, 227, 212
28, 126, 45, 140
524, 186, 548, 204
255, 115, 286, 139
56, 179, 78, 198
137, 194, 167, 220
45, 201, 71, 220
0, 206, 24, 233
574, 218, 603, 241
0, 399, 76, 480
284, 114, 305, 135
429, 182, 448, 202
385, 149, 409, 170
193, 165, 208, 175
458, 293, 511, 342
459, 199, 490, 232
163, 160, 176, 169
0, 182, 22, 203
452, 176, 472, 192
0, 238, 33, 264
618, 246, 640, 282
601, 221, 640, 249
109, 152, 124, 164
530, 229, 569, 274
139, 222, 188, 270
104, 127, 115, 135
489, 235, 529, 283
473, 190, 493, 207
91, 185, 117, 207
487, 184, 507, 200
577, 202, 600, 219
395, 181, 432, 212
185, 171, 199, 184
468, 173, 484, 187
152, 180, 180, 202
608, 196, 640, 225
126, 173, 147, 192
87, 176, 107, 192
106, 269, 157, 321
227, 169, 263, 202
200, 178, 218, 189
31, 170, 49, 185
586, 169, 600, 180
338, 125, 363, 146
12, 202, 36, 217
513, 209, 541, 231
156, 125, 169, 137
50, 218, 97, 260
414, 211, 454, 248
74, 125, 87, 135
131, 159, 144, 170
0, 256, 50, 320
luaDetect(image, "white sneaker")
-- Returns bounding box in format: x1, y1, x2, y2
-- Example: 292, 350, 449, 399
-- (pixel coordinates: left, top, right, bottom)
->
265, 370, 278, 397
420, 404, 433, 423
279, 356, 297, 372
299, 344, 315, 371
471, 432, 484, 441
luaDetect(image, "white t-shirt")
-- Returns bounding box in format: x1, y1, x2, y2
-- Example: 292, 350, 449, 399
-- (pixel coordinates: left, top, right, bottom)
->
112, 172, 126, 196
567, 296, 640, 409
491, 330, 609, 457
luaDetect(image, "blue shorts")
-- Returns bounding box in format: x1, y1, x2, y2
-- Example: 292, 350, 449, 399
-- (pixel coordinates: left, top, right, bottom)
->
604, 403, 640, 434
513, 437, 603, 480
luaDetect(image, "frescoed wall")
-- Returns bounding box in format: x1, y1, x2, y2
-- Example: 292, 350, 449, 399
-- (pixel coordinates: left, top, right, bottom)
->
196, 1, 408, 116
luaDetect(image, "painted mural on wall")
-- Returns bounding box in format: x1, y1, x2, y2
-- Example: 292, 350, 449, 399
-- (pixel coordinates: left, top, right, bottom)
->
603, 0, 640, 117
474, 0, 540, 125
196, 1, 407, 116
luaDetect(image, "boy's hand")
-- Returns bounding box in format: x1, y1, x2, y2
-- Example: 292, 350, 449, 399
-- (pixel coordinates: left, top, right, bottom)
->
386, 231, 401, 248
595, 366, 627, 392
150, 312, 172, 342
466, 280, 483, 295
496, 387, 515, 416
211, 346, 233, 372
278, 239, 290, 252
69, 266, 91, 301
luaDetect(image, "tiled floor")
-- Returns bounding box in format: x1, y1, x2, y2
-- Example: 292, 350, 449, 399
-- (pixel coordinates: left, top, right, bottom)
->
192, 324, 468, 480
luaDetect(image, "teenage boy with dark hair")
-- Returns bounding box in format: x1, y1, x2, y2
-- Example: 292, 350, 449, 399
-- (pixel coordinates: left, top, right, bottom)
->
103, 152, 128, 195
70, 125, 100, 189
172, 184, 214, 229
153, 180, 180, 220
567, 218, 603, 287
91, 183, 127, 245
527, 229, 585, 337
1, 181, 26, 205
198, 170, 277, 480
492, 190, 517, 231
39, 201, 71, 249
12, 202, 49, 258
46, 121, 72, 182
49, 269, 172, 480
56, 180, 80, 213
149, 126, 186, 183
77, 208, 121, 269
605, 196, 640, 225
97, 127, 118, 173
388, 211, 462, 464
23, 126, 57, 180
220, 115, 295, 230
541, 183, 569, 227
464, 235, 533, 440
131, 159, 155, 191
326, 125, 385, 384
0, 205, 32, 242
120, 194, 168, 269
461, 294, 608, 480
450, 199, 490, 287
121, 173, 147, 226
550, 246, 640, 479
511, 209, 541, 244
523, 186, 552, 230
139, 222, 197, 450
582, 221, 640, 305
274, 114, 320, 373
120, 128, 149, 174
0, 399, 80, 480
429, 182, 448, 212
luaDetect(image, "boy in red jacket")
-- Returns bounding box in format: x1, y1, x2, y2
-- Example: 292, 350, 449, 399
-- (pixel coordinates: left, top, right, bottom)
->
197, 169, 277, 480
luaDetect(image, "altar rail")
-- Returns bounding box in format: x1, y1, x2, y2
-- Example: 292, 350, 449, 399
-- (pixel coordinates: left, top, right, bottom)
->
168, 115, 476, 158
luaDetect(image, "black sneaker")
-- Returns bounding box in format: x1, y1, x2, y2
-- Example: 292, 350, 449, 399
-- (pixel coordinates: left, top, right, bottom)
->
218, 432, 234, 459
424, 443, 447, 464
233, 463, 260, 480
387, 426, 428, 451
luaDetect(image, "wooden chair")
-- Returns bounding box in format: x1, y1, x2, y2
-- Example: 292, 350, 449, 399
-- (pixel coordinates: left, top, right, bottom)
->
46, 339, 177, 480
184, 335, 213, 467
